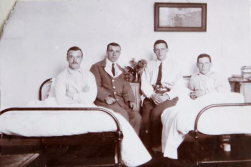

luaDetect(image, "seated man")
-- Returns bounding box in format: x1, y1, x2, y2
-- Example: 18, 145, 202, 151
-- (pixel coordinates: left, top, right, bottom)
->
189, 53, 231, 99
90, 42, 142, 135
189, 53, 231, 149
141, 40, 182, 152
55, 46, 97, 105
162, 53, 233, 159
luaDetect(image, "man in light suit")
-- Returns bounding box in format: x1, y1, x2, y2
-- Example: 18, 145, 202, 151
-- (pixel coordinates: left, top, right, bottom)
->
141, 40, 182, 152
90, 42, 142, 135
55, 46, 97, 105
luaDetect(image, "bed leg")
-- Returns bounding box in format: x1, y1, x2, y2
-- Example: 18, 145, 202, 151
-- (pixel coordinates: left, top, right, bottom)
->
37, 139, 48, 167
117, 130, 123, 167
194, 131, 199, 166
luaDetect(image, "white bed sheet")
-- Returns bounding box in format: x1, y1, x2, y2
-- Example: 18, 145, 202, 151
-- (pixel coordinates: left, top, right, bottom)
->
0, 98, 151, 167
161, 92, 251, 159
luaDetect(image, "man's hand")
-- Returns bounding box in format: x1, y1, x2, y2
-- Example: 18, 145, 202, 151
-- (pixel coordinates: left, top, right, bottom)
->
66, 91, 74, 99
190, 90, 206, 100
129, 102, 137, 111
151, 94, 161, 105
158, 94, 170, 103
152, 93, 170, 105
105, 96, 116, 105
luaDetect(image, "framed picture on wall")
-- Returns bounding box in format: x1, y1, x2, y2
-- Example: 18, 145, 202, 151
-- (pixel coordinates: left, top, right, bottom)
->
154, 3, 207, 32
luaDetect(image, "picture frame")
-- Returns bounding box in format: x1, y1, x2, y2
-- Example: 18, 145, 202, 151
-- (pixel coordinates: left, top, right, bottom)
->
154, 3, 207, 32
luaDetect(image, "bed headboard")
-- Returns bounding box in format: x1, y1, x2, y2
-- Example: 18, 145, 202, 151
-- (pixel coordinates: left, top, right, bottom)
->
39, 78, 53, 101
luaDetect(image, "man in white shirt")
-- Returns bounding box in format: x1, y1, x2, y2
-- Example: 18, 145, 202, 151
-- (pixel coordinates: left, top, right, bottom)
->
90, 43, 142, 135
141, 40, 182, 152
55, 46, 97, 105
189, 54, 231, 99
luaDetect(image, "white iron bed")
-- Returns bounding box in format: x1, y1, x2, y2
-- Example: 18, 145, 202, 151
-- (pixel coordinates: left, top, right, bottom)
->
161, 77, 251, 165
0, 78, 151, 167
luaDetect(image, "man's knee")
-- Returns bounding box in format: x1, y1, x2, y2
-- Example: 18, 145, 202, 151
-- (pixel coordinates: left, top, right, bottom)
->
120, 110, 129, 121
109, 105, 129, 121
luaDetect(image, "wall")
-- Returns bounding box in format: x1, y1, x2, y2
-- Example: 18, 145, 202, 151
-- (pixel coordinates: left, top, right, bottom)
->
0, 0, 250, 108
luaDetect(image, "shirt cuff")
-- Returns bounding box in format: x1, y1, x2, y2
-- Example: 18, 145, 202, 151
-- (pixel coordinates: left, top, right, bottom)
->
163, 92, 170, 99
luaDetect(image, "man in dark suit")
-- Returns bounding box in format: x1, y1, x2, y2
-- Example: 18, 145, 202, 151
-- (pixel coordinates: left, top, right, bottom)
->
90, 42, 142, 135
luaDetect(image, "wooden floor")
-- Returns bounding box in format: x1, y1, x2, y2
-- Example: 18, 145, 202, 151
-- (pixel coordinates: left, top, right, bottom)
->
1, 134, 251, 166
141, 134, 251, 167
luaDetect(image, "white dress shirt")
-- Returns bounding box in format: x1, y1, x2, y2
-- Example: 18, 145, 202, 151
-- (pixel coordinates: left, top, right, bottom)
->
141, 57, 182, 100
104, 58, 122, 78
189, 71, 231, 93
55, 67, 97, 105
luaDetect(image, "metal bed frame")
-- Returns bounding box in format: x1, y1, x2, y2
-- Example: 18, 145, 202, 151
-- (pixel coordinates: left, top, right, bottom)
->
193, 103, 251, 165
0, 107, 123, 167
0, 78, 124, 166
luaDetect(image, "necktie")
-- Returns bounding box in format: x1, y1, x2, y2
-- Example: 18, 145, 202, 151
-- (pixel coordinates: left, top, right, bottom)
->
156, 62, 162, 85
112, 63, 115, 76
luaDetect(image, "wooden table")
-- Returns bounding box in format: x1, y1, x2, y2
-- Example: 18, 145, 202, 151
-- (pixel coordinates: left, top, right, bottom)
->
229, 77, 251, 102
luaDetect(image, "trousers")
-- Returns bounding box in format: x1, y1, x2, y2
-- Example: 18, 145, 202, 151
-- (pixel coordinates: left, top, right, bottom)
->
141, 97, 179, 147
95, 101, 142, 135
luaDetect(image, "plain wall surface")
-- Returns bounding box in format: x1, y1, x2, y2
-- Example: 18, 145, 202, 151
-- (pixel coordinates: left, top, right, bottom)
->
0, 0, 251, 107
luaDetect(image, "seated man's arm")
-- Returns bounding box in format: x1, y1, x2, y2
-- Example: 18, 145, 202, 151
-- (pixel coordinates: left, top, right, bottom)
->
141, 67, 163, 105
90, 64, 112, 102
122, 80, 136, 110
162, 65, 183, 100
141, 67, 155, 98
189, 75, 203, 99
71, 72, 97, 104
55, 77, 78, 104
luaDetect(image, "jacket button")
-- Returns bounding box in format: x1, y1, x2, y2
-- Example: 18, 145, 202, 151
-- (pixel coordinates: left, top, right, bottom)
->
114, 92, 117, 94
112, 80, 115, 82
113, 86, 116, 89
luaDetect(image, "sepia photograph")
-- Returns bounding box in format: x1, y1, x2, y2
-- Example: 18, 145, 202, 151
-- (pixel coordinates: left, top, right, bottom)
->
0, 0, 251, 166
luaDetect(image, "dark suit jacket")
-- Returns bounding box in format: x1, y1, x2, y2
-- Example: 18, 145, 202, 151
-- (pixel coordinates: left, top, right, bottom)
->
90, 59, 135, 108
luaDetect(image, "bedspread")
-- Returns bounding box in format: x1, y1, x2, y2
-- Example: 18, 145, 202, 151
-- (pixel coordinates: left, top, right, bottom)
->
161, 92, 250, 159
0, 98, 151, 166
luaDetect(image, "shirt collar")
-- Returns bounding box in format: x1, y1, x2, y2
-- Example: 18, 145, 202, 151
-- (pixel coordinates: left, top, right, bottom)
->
199, 71, 213, 76
156, 56, 169, 65
67, 67, 82, 74
106, 58, 117, 67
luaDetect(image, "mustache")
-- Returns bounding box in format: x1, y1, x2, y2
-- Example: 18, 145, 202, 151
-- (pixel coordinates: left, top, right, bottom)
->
71, 62, 78, 64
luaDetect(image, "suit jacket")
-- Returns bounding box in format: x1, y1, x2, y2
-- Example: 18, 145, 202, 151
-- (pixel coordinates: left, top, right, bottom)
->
90, 59, 135, 108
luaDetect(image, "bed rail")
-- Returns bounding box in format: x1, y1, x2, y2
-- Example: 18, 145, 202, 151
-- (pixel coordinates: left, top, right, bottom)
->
0, 107, 123, 167
39, 78, 52, 101
193, 103, 251, 165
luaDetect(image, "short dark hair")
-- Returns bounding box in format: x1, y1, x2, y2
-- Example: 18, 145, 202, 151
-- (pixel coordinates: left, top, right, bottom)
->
107, 42, 121, 51
67, 46, 83, 57
197, 54, 212, 63
154, 40, 168, 49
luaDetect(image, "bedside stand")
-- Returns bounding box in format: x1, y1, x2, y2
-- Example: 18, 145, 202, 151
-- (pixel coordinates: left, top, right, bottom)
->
229, 77, 251, 102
